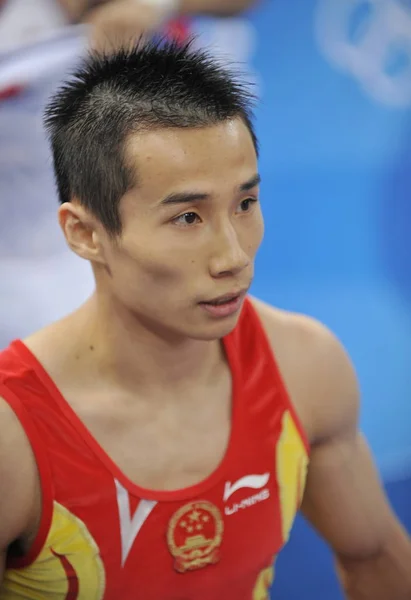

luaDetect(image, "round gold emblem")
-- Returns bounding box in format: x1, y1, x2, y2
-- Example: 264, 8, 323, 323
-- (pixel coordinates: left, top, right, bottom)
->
167, 501, 224, 573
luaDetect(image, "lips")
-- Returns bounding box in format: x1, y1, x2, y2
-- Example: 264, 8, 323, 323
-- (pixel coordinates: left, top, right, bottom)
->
199, 291, 246, 318
200, 291, 245, 306
203, 294, 240, 306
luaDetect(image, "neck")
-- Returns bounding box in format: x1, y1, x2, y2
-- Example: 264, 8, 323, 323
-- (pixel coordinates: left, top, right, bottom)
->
71, 293, 224, 392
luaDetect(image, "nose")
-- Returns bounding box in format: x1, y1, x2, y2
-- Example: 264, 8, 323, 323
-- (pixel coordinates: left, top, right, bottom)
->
209, 223, 250, 278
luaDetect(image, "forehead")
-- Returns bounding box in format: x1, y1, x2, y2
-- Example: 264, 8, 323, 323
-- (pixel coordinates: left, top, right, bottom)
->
124, 119, 257, 199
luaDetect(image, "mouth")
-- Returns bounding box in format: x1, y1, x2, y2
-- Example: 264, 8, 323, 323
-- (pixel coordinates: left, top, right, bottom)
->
200, 291, 245, 306
198, 289, 247, 318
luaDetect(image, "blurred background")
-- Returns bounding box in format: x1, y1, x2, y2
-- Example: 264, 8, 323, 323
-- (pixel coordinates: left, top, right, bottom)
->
0, 0, 410, 597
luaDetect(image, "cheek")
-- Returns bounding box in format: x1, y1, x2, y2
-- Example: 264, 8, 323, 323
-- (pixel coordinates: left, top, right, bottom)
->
256, 211, 265, 247
243, 210, 264, 255
112, 237, 194, 290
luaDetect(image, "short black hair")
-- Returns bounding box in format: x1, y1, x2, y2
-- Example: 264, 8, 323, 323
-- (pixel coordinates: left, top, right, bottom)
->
44, 38, 258, 235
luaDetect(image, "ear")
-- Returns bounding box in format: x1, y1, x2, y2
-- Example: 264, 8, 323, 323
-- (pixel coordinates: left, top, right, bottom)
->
58, 201, 107, 264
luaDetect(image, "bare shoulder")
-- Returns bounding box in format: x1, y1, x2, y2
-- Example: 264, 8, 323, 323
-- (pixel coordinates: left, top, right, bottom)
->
250, 296, 348, 362
249, 296, 360, 444
0, 396, 39, 551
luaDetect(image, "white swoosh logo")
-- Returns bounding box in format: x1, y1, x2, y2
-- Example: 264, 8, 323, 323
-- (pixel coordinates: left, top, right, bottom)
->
223, 473, 270, 502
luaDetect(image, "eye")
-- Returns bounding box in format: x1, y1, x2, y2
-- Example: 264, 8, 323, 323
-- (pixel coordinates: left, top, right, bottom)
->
172, 212, 201, 227
237, 198, 258, 213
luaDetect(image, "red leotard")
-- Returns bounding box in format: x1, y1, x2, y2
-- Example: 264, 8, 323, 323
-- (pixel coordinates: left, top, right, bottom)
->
0, 298, 309, 599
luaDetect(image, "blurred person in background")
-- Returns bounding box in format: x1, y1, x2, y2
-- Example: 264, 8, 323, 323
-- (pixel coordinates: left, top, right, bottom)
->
0, 0, 258, 54
62, 0, 258, 50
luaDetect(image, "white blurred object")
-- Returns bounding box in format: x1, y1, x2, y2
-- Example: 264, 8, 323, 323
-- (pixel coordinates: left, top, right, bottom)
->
0, 30, 93, 347
315, 0, 411, 107
0, 0, 67, 53
0, 25, 86, 91
0, 31, 87, 256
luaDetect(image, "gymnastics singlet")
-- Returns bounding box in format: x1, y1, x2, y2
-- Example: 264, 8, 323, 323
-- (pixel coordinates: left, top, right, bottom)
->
0, 298, 309, 599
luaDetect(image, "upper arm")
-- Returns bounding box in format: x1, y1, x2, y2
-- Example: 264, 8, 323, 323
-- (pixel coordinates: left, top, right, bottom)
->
251, 297, 404, 560
0, 397, 38, 569
55, 0, 87, 21
292, 322, 402, 559
286, 322, 400, 559
57, 0, 259, 23
302, 430, 399, 559
200, 0, 260, 14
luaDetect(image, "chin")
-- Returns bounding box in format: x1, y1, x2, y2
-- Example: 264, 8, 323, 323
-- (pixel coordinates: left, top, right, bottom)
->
189, 313, 241, 342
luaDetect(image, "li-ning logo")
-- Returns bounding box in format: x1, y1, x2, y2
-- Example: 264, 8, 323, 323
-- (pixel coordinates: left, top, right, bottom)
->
315, 0, 411, 106
223, 473, 270, 516
225, 489, 270, 516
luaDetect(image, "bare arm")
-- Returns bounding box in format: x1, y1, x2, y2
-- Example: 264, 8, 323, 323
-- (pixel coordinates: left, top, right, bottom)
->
58, 0, 258, 22
176, 0, 258, 16
0, 397, 38, 584
304, 432, 411, 598
252, 299, 411, 600
57, 0, 258, 51
296, 320, 411, 599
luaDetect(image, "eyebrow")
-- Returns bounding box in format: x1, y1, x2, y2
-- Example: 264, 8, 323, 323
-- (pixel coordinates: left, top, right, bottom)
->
160, 173, 261, 206
239, 173, 261, 192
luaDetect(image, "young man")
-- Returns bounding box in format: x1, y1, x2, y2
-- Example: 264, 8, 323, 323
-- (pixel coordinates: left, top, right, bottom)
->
0, 40, 410, 600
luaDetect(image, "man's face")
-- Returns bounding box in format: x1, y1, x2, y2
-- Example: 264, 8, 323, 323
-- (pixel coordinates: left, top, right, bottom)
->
99, 118, 264, 341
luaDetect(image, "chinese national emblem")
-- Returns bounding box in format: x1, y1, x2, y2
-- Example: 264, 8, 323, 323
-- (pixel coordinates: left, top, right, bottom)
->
167, 501, 224, 573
